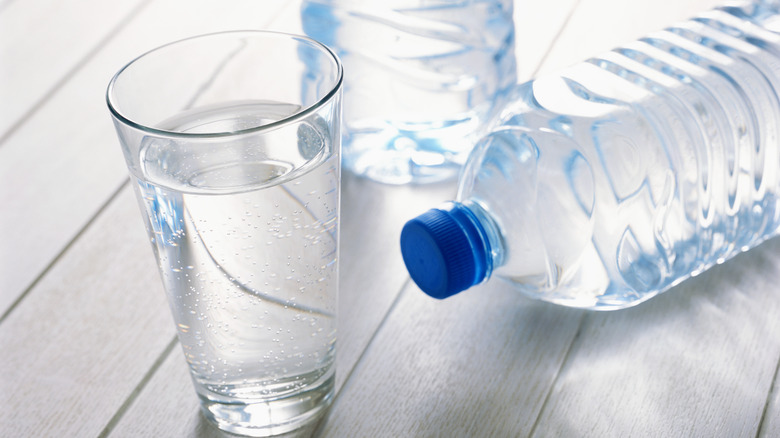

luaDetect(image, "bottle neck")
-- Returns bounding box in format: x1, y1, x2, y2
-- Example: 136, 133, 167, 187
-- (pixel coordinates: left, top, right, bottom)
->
447, 200, 505, 284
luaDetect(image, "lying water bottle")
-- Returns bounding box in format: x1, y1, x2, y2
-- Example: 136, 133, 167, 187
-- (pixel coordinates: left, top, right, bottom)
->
400, 1, 780, 309
301, 0, 517, 185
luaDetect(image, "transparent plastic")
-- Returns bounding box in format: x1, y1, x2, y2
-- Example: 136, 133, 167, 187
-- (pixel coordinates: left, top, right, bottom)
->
301, 0, 517, 184
403, 1, 780, 309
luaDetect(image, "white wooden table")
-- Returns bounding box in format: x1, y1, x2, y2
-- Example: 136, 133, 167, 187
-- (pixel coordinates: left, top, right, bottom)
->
3, 0, 780, 436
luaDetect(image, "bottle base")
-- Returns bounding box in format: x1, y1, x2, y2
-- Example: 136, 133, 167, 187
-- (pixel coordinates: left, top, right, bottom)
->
342, 116, 484, 184
197, 374, 334, 437
345, 147, 463, 185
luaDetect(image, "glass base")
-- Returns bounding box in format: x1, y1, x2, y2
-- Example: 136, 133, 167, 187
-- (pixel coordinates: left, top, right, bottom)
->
198, 374, 335, 437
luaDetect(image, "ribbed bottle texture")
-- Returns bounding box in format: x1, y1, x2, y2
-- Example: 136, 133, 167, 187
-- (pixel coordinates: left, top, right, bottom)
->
301, 0, 517, 184
404, 1, 780, 309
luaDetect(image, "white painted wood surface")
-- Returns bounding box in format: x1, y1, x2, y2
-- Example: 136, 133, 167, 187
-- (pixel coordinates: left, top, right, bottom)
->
0, 0, 144, 138
0, 0, 292, 314
3, 0, 780, 437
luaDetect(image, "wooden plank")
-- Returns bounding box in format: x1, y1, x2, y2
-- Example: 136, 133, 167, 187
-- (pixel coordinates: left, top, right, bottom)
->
0, 0, 145, 139
0, 0, 290, 315
335, 175, 457, 391
0, 186, 176, 437
102, 343, 220, 437
532, 240, 780, 437
318, 282, 585, 437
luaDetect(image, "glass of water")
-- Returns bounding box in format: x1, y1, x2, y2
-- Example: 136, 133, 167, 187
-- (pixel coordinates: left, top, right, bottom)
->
106, 31, 342, 437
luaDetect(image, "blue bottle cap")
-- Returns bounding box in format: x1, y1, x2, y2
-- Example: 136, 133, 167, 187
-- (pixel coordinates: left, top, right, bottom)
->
400, 204, 490, 299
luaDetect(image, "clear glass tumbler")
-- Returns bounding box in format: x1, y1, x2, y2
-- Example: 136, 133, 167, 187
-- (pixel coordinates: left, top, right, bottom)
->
106, 31, 342, 437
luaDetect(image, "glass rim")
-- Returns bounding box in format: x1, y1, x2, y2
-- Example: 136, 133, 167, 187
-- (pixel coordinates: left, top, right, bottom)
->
105, 30, 343, 139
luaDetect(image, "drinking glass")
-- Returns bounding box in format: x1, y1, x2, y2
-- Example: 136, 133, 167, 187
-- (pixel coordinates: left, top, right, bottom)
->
106, 31, 342, 437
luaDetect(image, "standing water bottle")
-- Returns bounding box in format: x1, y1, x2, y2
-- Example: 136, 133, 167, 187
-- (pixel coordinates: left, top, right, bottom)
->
301, 0, 517, 184
401, 1, 780, 309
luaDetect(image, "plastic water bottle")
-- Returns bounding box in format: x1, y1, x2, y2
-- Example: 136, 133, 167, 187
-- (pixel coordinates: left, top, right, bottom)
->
400, 1, 780, 309
301, 0, 517, 185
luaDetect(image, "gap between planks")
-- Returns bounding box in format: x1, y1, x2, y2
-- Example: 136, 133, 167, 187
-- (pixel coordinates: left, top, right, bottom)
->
98, 335, 180, 438
527, 312, 589, 438
0, 178, 129, 325
312, 279, 413, 437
